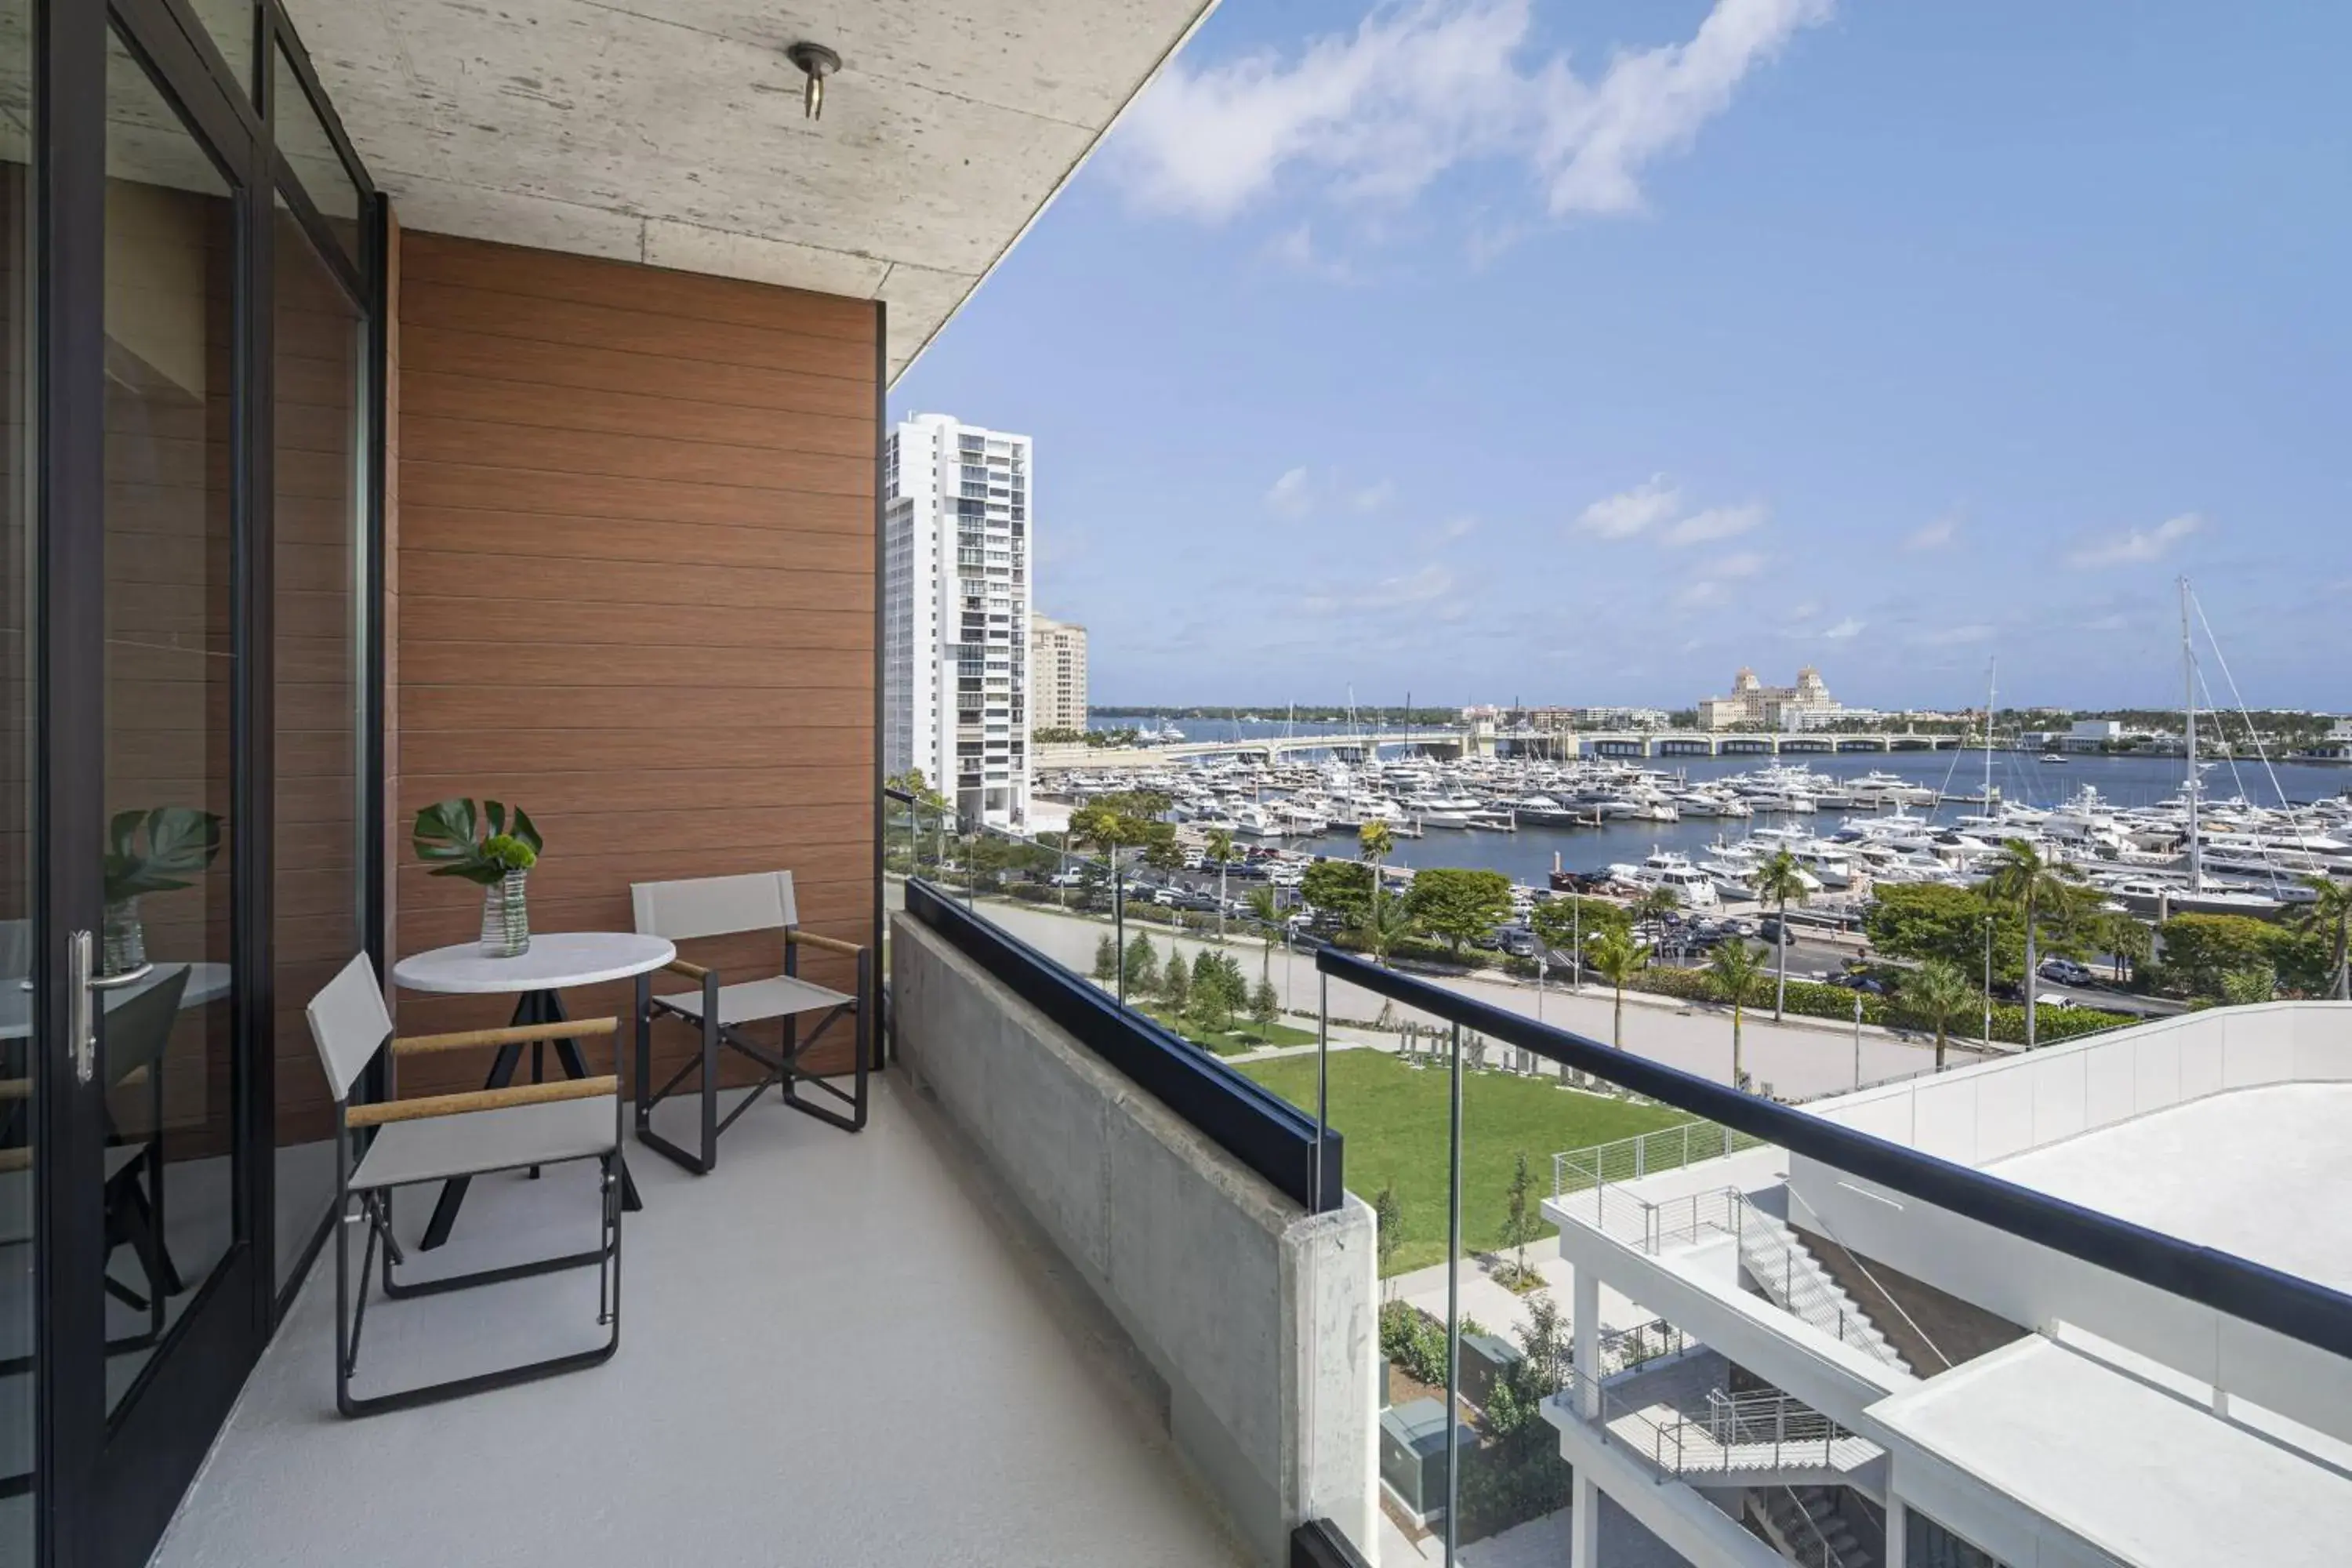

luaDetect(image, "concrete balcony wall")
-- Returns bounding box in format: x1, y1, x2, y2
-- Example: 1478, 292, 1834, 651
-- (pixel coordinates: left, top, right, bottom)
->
892, 913, 1377, 1566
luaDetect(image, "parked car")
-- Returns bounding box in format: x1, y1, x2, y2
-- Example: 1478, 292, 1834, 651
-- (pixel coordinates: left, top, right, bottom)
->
1150, 886, 1183, 908
1047, 869, 1087, 887
2038, 958, 2093, 986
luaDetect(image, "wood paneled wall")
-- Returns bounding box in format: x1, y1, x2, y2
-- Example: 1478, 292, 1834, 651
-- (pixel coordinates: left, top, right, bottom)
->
391, 231, 877, 1090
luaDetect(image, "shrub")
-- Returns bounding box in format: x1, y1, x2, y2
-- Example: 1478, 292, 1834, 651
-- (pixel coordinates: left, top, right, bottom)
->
1379, 1301, 1448, 1388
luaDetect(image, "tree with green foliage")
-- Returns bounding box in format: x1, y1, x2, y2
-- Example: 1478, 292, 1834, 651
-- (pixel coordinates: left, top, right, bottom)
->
2088, 909, 2154, 986
1867, 884, 2026, 981
2220, 963, 2278, 1006
1582, 927, 1649, 1051
1250, 977, 1280, 1037
1204, 827, 1236, 938
1984, 839, 2081, 1049
1301, 858, 1374, 927
884, 768, 949, 811
1901, 959, 1978, 1072
2152, 913, 2284, 999
1459, 1288, 1573, 1539
1160, 947, 1191, 1014
1634, 884, 1682, 931
1753, 849, 1810, 1022
1497, 1150, 1543, 1287
1123, 931, 1159, 996
1142, 831, 1186, 877
1189, 949, 1242, 1033
1352, 892, 1419, 966
1406, 866, 1515, 955
2292, 875, 2352, 1000
1069, 789, 1174, 874
1091, 933, 1118, 985
1373, 1183, 1405, 1294
1707, 938, 1771, 1091
1530, 895, 1628, 972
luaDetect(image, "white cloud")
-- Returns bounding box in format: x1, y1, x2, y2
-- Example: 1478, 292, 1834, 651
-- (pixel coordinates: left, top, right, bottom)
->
1574, 474, 1681, 538
1664, 503, 1766, 547
2065, 512, 2205, 568
1917, 624, 1996, 647
1115, 0, 1831, 224
1265, 221, 1356, 281
1711, 550, 1768, 579
1904, 514, 1959, 551
1303, 562, 1459, 615
1265, 466, 1313, 517
1675, 580, 1727, 610
1822, 617, 1865, 640
1352, 478, 1399, 512
1437, 514, 1479, 542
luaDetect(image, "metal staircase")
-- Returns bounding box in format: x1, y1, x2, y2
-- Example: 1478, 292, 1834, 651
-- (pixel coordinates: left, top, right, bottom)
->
1733, 1197, 1909, 1374
1746, 1484, 1876, 1568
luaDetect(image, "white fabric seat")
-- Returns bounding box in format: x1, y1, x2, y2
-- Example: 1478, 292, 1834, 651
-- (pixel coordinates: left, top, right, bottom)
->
652, 974, 852, 1028
350, 1096, 617, 1192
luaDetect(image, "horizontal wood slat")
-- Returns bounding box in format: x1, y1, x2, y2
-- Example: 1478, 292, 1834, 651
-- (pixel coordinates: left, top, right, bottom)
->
395, 230, 878, 1109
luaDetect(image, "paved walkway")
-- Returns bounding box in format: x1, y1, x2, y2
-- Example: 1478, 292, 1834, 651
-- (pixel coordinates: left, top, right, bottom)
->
972, 899, 1986, 1101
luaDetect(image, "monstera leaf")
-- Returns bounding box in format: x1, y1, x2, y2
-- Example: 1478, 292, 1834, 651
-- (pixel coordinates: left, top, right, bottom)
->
413, 797, 543, 885
103, 807, 224, 904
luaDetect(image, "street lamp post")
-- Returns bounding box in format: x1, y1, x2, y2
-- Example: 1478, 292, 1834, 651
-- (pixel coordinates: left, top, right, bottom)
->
1853, 993, 1864, 1090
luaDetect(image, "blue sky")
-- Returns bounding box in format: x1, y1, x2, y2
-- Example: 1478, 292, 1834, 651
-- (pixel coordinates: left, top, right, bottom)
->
894, 0, 2351, 713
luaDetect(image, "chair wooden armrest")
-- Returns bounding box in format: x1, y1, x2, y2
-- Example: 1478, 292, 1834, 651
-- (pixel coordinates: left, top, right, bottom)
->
662, 958, 710, 980
786, 930, 864, 959
392, 1018, 618, 1057
346, 1075, 617, 1128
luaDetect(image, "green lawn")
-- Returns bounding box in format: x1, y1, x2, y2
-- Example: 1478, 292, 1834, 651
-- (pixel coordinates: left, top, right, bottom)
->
1240, 1050, 1689, 1275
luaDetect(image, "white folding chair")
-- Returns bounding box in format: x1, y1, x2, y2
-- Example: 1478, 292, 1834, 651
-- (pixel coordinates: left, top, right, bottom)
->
630, 871, 870, 1174
307, 953, 622, 1416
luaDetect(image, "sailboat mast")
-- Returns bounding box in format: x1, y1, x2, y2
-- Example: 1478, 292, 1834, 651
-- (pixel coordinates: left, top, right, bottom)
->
2182, 576, 2201, 888
1983, 657, 1996, 809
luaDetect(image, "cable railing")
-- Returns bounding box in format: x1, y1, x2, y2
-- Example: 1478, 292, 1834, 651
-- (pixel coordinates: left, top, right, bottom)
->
1555, 1366, 1873, 1483
1731, 1191, 1907, 1372
1592, 1317, 1691, 1377
1552, 1117, 1769, 1198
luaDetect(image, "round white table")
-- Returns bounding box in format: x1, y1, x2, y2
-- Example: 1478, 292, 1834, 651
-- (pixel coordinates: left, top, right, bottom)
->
391, 932, 674, 1247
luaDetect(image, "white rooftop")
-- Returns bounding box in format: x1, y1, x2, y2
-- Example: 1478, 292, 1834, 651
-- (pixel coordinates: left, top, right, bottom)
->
1984, 1081, 2352, 1293
1872, 1334, 2352, 1568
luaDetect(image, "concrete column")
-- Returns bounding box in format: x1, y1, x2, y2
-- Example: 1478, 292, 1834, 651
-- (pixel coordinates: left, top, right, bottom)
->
1573, 1265, 1599, 1418
1572, 1473, 1599, 1568
1884, 1492, 1907, 1566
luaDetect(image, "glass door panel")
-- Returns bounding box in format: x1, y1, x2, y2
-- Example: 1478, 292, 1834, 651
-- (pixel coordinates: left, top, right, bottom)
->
98, 25, 241, 1414
270, 197, 361, 1288
0, 0, 34, 1544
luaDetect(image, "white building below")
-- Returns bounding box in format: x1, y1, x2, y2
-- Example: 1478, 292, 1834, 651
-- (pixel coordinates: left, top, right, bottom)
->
1541, 1000, 2352, 1568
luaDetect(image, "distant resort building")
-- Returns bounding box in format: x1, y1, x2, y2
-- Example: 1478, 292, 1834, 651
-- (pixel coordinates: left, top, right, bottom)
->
1698, 666, 1840, 731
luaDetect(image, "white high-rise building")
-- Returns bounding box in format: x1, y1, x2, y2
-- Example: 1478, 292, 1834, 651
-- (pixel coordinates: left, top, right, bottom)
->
1029, 615, 1089, 735
884, 413, 1033, 827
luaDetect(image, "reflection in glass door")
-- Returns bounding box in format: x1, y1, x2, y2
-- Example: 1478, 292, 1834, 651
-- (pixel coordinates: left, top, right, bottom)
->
95, 24, 241, 1413
0, 0, 34, 1548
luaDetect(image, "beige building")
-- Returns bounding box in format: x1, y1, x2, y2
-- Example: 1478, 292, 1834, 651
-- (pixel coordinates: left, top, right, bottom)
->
1698, 666, 1839, 731
1030, 614, 1091, 734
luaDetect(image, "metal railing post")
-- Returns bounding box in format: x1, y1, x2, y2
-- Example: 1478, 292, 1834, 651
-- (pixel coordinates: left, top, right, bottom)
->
1114, 866, 1127, 1006
1444, 1020, 1463, 1567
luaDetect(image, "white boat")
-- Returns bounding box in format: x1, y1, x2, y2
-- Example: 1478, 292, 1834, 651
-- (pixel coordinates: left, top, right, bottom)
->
1606, 848, 1721, 909
1230, 804, 1285, 838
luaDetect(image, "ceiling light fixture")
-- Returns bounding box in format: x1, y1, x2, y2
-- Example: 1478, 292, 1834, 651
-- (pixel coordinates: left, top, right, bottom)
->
786, 42, 841, 121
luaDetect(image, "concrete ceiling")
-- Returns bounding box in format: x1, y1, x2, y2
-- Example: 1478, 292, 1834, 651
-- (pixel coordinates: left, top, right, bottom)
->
285, 0, 1214, 380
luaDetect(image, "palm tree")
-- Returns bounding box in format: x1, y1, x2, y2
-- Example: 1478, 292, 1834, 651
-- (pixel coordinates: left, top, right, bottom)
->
1355, 895, 1417, 967
1205, 827, 1236, 938
1983, 838, 2078, 1048
1900, 959, 1976, 1073
2292, 874, 2352, 1000
1246, 886, 1283, 985
1707, 939, 1770, 1091
1359, 819, 1396, 926
1581, 927, 1649, 1052
1752, 849, 1809, 1022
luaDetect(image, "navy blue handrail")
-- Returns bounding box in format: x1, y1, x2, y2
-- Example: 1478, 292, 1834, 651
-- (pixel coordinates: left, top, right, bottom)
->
1316, 946, 2352, 1362
905, 880, 1343, 1213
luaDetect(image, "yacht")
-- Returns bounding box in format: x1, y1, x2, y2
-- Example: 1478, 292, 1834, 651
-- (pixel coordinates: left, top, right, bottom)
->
1229, 803, 1284, 838
1606, 848, 1721, 909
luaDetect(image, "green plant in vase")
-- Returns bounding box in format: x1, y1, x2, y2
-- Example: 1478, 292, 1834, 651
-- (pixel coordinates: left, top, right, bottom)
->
413, 798, 543, 957
101, 808, 224, 977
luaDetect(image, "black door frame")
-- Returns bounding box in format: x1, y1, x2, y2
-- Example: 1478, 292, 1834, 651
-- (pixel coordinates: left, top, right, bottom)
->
32, 1, 380, 1563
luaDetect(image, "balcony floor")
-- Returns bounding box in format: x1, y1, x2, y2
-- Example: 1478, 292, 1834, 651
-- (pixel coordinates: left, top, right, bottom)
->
152, 1073, 1247, 1568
